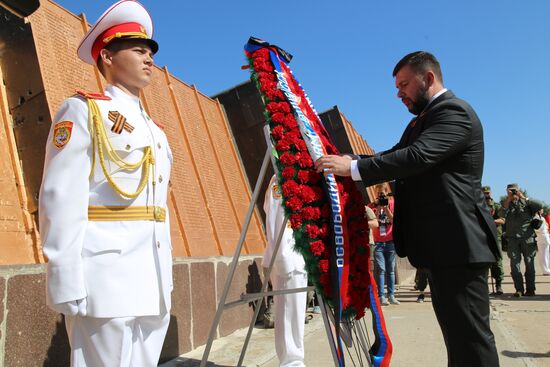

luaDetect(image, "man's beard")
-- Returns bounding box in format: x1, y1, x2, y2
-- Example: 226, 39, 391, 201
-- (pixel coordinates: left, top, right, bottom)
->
408, 86, 430, 115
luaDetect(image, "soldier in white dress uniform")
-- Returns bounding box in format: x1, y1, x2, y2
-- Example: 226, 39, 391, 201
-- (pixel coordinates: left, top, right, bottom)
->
262, 175, 307, 367
39, 1, 173, 366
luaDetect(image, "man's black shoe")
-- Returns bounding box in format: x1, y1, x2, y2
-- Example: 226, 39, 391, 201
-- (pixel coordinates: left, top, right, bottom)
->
524, 291, 536, 297
513, 291, 522, 298
495, 285, 503, 295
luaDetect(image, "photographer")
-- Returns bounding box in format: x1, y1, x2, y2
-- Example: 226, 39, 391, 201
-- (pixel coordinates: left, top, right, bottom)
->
500, 183, 543, 297
368, 183, 399, 305
482, 186, 504, 295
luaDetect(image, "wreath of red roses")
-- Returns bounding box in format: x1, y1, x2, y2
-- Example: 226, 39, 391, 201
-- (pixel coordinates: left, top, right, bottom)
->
247, 47, 373, 319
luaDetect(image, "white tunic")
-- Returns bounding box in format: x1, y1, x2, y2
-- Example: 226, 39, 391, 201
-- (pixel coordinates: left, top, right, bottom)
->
535, 218, 550, 275
262, 175, 307, 367
262, 175, 306, 277
40, 85, 173, 318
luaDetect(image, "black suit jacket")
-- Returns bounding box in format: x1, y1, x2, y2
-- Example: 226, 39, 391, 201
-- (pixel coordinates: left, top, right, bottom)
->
358, 90, 499, 268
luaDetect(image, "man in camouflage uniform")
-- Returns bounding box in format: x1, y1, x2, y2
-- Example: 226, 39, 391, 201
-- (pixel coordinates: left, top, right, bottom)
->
500, 183, 543, 297
483, 186, 504, 295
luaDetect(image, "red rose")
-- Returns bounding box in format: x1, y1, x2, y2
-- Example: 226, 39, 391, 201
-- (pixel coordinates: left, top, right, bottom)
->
260, 80, 277, 94
297, 170, 310, 184
271, 112, 285, 124
258, 71, 275, 83
271, 125, 284, 140
286, 196, 303, 211
306, 224, 320, 238
267, 102, 279, 114
294, 140, 308, 152
301, 206, 321, 221
298, 185, 316, 204
275, 137, 291, 151
266, 89, 285, 101
283, 114, 298, 129
253, 59, 273, 73
252, 48, 269, 58
309, 240, 325, 256
285, 129, 301, 139
290, 213, 302, 229
282, 180, 300, 197
279, 152, 296, 165
281, 166, 296, 180
284, 131, 300, 144
297, 154, 314, 168
278, 102, 291, 114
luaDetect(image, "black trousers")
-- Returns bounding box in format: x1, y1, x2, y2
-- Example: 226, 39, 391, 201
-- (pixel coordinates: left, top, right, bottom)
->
428, 264, 500, 367
415, 268, 429, 291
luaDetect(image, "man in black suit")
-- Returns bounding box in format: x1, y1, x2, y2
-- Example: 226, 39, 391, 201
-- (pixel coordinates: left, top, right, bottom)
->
315, 51, 500, 367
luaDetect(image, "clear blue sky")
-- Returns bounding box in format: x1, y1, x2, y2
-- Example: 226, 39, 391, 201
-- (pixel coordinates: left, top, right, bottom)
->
57, 0, 550, 204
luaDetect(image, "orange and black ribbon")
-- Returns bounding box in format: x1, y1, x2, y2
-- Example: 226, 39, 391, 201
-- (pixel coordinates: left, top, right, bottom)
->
108, 111, 134, 134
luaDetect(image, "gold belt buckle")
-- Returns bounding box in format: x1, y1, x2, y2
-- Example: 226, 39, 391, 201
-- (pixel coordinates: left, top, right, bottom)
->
153, 207, 164, 221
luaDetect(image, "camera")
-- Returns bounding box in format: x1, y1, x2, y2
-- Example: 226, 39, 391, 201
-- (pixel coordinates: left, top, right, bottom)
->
376, 193, 389, 206
510, 189, 517, 195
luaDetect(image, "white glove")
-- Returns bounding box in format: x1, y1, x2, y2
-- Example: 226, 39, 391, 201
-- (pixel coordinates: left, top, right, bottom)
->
51, 298, 87, 316
76, 298, 87, 317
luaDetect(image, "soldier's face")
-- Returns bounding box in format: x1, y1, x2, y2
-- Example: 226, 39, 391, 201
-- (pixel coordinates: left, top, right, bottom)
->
395, 65, 430, 115
105, 40, 154, 93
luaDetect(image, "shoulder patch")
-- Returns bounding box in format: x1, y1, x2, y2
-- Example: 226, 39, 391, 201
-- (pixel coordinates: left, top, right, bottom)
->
273, 184, 282, 199
74, 89, 112, 100
52, 121, 74, 149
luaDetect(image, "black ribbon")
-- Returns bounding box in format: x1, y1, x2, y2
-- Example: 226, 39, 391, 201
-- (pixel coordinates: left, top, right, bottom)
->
247, 36, 293, 63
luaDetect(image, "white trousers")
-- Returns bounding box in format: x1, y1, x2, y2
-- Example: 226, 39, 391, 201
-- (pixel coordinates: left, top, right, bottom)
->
537, 243, 550, 274
65, 313, 170, 367
271, 271, 307, 367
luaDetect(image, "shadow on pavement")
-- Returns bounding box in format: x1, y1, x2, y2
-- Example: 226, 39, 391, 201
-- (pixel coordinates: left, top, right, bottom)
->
163, 358, 234, 367
501, 350, 550, 359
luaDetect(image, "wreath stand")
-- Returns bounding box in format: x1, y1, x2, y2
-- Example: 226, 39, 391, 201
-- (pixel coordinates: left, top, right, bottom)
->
199, 128, 349, 367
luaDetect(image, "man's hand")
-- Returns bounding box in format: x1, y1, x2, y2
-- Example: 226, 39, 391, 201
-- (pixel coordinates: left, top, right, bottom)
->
314, 155, 353, 177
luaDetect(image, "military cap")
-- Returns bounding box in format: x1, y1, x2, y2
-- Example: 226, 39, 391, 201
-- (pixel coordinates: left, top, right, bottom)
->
507, 183, 520, 190
77, 0, 158, 65
482, 186, 491, 193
